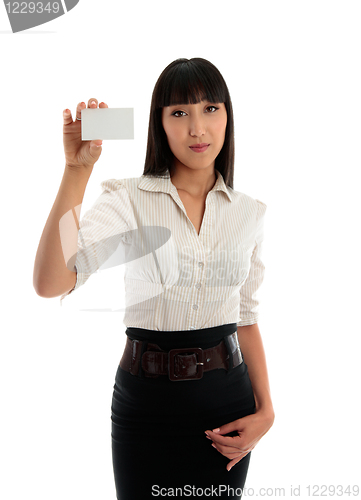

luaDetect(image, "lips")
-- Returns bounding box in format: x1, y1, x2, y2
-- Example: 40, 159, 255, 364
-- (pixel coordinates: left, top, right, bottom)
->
189, 143, 209, 149
189, 143, 210, 153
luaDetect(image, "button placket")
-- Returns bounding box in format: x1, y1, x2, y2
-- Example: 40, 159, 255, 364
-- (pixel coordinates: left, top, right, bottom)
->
189, 255, 205, 330
186, 225, 207, 331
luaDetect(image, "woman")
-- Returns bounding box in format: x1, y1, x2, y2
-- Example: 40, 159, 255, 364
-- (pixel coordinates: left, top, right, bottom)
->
33, 58, 275, 499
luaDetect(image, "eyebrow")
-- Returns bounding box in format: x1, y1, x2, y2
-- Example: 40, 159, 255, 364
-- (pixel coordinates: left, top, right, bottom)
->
166, 101, 220, 108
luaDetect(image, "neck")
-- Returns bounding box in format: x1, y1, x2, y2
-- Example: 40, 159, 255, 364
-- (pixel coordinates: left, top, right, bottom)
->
170, 164, 217, 198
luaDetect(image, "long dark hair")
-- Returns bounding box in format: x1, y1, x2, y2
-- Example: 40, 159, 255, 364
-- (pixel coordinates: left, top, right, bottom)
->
143, 58, 235, 189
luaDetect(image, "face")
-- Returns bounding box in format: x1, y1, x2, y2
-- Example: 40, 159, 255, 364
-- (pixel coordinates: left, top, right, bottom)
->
161, 100, 227, 173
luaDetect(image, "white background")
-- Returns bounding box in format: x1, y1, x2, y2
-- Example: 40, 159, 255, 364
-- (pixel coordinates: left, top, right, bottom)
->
1, 1, 360, 499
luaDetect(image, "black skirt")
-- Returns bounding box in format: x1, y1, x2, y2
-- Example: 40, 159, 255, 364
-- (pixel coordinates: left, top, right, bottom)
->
111, 323, 256, 499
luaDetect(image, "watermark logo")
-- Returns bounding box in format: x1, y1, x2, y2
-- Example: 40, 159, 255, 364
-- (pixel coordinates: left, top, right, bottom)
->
58, 204, 254, 312
3, 0, 79, 33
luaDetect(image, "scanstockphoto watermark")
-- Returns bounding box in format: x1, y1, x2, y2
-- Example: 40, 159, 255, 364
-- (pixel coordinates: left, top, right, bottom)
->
3, 0, 79, 33
151, 485, 246, 497
151, 484, 361, 497
58, 205, 259, 311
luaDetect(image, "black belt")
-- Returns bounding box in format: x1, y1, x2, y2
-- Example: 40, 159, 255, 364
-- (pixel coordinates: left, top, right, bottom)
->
119, 331, 243, 381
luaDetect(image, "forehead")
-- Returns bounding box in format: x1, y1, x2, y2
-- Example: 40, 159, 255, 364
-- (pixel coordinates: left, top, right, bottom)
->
159, 75, 227, 108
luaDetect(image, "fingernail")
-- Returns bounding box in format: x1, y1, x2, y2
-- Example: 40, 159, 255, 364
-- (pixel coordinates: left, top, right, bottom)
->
91, 101, 96, 105
211, 443, 216, 448
212, 428, 220, 433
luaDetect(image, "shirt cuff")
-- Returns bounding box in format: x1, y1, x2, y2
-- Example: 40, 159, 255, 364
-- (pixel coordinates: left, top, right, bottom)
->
237, 315, 259, 327
59, 264, 91, 306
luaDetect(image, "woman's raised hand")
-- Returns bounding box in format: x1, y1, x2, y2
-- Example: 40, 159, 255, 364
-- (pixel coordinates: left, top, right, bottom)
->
63, 98, 108, 172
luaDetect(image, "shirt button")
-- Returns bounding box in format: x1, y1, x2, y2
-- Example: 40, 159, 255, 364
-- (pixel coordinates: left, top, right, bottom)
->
190, 326, 196, 330
195, 283, 201, 290
192, 304, 198, 310
198, 262, 204, 268
121, 233, 131, 244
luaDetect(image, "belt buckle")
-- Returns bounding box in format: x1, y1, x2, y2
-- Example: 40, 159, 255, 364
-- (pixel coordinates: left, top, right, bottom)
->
168, 347, 204, 381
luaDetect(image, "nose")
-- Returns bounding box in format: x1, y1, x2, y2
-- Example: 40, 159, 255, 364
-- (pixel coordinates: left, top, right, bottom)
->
189, 114, 206, 138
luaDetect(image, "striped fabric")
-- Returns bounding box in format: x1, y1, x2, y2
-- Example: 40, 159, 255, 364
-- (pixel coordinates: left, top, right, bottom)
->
60, 169, 267, 331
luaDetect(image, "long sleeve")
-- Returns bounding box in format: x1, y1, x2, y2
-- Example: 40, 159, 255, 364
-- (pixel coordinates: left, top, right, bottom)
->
60, 179, 135, 305
237, 199, 267, 326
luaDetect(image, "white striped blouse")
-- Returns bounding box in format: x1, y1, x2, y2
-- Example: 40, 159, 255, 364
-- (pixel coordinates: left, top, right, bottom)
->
60, 168, 267, 331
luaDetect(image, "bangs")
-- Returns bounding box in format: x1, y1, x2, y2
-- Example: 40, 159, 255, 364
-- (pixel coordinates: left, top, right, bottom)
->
155, 59, 228, 108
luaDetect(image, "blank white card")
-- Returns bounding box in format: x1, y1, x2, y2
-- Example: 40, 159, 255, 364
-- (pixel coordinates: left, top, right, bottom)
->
81, 108, 134, 140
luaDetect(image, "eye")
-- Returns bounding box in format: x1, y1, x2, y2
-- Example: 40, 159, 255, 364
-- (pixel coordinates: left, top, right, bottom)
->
170, 105, 219, 117
206, 105, 219, 113
171, 110, 187, 117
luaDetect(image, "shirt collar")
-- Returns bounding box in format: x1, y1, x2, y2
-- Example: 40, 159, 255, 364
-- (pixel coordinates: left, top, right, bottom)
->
138, 168, 233, 202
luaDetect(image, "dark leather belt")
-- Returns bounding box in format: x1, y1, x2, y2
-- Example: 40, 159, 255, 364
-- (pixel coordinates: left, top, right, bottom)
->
119, 331, 243, 381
